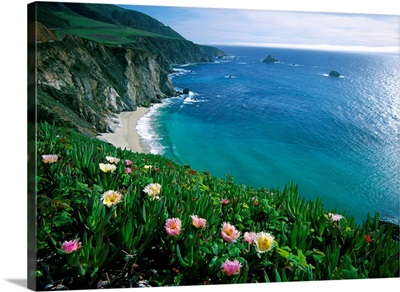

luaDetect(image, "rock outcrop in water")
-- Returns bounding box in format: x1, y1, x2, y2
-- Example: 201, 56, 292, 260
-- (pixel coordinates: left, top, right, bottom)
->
262, 55, 279, 63
329, 70, 341, 77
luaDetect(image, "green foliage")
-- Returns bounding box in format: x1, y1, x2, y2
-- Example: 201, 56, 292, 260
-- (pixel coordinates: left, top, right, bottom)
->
36, 2, 184, 45
35, 122, 400, 289
57, 26, 170, 45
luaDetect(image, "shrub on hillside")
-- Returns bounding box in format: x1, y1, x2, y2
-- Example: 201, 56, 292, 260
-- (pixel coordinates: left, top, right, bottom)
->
34, 122, 399, 289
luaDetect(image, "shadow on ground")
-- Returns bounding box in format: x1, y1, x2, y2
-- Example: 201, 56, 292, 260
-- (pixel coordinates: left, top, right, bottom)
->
6, 279, 27, 289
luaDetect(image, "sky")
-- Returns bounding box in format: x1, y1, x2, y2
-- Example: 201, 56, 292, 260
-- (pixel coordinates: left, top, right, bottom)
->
120, 3, 399, 53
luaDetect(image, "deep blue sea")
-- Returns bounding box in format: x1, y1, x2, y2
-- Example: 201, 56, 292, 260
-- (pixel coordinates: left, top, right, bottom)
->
137, 46, 400, 224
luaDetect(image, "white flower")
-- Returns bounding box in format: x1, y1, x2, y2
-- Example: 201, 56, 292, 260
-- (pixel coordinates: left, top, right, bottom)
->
101, 190, 123, 207
254, 232, 275, 253
99, 163, 117, 173
143, 183, 162, 200
105, 156, 120, 164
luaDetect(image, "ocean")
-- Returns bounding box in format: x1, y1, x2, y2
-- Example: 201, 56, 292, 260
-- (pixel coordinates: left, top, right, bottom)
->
137, 46, 399, 224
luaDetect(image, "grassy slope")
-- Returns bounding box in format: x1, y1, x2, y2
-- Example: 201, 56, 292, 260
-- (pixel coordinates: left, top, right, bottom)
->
33, 122, 399, 289
64, 3, 186, 40
36, 2, 184, 45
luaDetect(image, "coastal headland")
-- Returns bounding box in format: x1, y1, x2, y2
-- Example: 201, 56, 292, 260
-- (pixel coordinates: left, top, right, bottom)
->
33, 2, 225, 138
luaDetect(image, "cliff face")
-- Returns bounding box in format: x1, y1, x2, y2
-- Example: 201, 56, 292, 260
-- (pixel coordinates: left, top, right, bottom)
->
33, 2, 226, 136
37, 34, 171, 135
36, 26, 224, 136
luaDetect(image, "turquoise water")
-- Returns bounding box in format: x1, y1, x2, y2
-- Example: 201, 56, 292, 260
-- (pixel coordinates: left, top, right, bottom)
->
137, 46, 400, 224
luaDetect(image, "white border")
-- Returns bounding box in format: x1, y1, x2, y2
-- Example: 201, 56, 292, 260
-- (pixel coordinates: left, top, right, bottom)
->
0, 1, 398, 291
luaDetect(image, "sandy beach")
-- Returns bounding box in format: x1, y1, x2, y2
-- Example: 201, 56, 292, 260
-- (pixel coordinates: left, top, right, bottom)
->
96, 107, 150, 153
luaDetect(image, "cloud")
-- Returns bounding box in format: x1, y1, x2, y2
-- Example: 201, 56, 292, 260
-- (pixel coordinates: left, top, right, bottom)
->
124, 5, 399, 50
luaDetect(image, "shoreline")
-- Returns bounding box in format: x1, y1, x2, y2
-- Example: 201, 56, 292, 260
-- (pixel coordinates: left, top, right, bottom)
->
96, 107, 151, 154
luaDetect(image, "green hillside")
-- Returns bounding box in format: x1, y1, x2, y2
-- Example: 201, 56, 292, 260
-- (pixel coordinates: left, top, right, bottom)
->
36, 2, 185, 45
64, 3, 186, 39
32, 122, 399, 289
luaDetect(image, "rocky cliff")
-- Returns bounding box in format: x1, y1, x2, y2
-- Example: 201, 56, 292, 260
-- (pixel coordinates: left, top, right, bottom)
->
35, 24, 224, 136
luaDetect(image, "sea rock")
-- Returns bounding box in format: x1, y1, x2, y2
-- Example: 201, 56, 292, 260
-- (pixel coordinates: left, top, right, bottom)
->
329, 70, 341, 77
182, 88, 190, 94
262, 55, 279, 63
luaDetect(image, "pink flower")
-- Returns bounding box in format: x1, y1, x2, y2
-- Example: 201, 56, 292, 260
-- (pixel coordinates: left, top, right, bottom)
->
42, 154, 58, 163
251, 197, 259, 206
243, 231, 257, 244
221, 259, 242, 276
329, 213, 344, 222
165, 218, 182, 236
125, 167, 132, 173
221, 222, 240, 242
125, 159, 133, 166
191, 215, 206, 229
221, 199, 230, 205
61, 239, 81, 253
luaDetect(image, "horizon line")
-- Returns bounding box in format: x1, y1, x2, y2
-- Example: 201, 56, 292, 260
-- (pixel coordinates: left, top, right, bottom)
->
199, 42, 399, 54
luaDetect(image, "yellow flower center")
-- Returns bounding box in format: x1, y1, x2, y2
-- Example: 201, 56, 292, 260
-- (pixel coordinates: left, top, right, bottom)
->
257, 236, 273, 251
107, 195, 117, 203
102, 191, 122, 207
224, 227, 234, 237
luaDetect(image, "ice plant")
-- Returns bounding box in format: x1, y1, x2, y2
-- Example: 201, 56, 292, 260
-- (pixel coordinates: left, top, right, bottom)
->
254, 231, 274, 253
251, 197, 259, 206
221, 199, 230, 205
191, 215, 206, 229
243, 231, 257, 244
42, 154, 58, 163
221, 222, 240, 242
99, 163, 117, 173
125, 159, 133, 166
364, 234, 373, 243
144, 165, 153, 170
221, 259, 242, 276
329, 213, 344, 222
143, 183, 162, 200
165, 218, 182, 236
125, 167, 132, 174
61, 239, 82, 253
105, 156, 120, 164
101, 190, 123, 207
188, 169, 197, 175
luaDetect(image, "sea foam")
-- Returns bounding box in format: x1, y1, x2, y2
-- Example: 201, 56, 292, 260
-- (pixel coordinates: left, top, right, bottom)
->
136, 102, 169, 155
